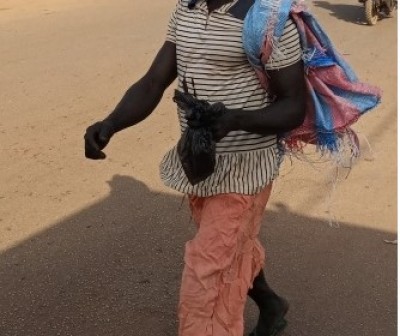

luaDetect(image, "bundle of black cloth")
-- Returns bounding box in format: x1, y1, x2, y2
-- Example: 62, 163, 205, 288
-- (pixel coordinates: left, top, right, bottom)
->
173, 90, 226, 185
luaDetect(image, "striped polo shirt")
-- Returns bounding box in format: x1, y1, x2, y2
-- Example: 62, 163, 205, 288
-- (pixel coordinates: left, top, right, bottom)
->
160, 0, 302, 196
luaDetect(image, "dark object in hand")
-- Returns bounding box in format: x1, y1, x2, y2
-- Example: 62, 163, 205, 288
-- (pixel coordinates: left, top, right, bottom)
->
173, 90, 226, 185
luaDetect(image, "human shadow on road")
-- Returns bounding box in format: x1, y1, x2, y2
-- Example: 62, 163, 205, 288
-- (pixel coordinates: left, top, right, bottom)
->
0, 175, 396, 336
313, 1, 367, 24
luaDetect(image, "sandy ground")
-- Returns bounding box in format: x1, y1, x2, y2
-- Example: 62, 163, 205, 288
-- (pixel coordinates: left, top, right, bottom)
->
0, 0, 397, 335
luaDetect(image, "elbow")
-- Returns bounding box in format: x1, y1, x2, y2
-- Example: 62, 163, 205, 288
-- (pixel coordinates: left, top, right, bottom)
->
292, 102, 306, 129
287, 93, 307, 131
141, 72, 165, 96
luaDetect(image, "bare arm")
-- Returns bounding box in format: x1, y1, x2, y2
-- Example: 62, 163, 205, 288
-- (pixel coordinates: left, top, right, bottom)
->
84, 41, 177, 159
105, 41, 177, 132
213, 61, 307, 139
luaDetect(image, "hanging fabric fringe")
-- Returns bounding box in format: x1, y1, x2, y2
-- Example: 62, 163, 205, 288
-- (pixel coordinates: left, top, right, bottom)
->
243, 0, 382, 165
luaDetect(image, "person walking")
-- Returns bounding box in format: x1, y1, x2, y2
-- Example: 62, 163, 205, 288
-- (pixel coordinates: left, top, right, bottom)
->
84, 0, 306, 335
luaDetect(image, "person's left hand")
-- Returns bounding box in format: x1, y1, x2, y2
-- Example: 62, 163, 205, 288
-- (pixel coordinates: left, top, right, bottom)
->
210, 107, 239, 142
176, 92, 239, 142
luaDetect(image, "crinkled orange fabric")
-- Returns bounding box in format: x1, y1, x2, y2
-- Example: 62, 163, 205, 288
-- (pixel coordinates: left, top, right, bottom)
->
179, 184, 273, 336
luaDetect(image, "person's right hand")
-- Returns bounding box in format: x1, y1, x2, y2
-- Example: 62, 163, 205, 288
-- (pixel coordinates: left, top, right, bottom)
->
84, 120, 115, 160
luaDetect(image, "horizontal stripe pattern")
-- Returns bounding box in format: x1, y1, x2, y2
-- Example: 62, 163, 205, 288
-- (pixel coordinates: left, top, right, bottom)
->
160, 146, 282, 196
160, 0, 301, 196
267, 19, 303, 69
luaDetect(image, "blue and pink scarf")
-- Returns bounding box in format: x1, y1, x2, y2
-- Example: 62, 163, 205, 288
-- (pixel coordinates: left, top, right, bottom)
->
243, 0, 381, 158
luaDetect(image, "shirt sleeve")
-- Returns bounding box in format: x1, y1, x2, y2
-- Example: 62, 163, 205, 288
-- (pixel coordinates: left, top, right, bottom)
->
166, 1, 180, 44
264, 18, 303, 70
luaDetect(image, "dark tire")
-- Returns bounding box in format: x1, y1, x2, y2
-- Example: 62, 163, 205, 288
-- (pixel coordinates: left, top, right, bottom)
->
384, 0, 396, 17
365, 0, 379, 24
385, 9, 395, 17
